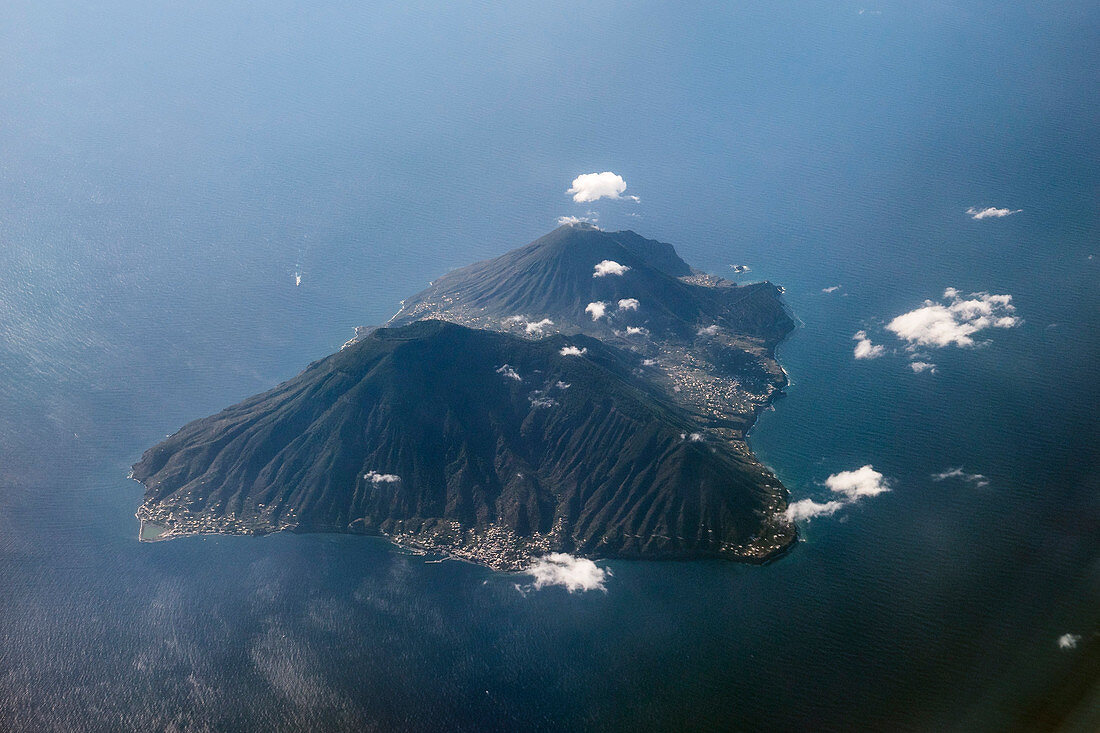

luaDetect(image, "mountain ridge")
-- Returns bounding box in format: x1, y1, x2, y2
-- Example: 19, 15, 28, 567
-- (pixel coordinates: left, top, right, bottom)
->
389, 225, 793, 346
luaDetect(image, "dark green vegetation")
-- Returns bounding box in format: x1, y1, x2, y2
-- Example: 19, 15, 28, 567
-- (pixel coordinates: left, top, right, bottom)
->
134, 226, 796, 568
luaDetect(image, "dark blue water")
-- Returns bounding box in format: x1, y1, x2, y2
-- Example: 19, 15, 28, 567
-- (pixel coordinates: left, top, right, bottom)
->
1, 1, 1097, 729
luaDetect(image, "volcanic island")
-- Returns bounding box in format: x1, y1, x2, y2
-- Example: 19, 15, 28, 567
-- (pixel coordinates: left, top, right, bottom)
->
133, 224, 797, 570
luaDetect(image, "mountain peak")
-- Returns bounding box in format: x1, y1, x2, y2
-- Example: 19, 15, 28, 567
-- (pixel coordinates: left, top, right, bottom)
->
388, 226, 790, 348
526, 225, 692, 278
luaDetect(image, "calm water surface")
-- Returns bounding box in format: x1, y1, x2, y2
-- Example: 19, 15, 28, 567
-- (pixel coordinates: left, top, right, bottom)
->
1, 1, 1097, 730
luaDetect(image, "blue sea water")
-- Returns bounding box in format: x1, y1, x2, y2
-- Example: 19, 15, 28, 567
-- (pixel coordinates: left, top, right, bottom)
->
1, 1, 1097, 730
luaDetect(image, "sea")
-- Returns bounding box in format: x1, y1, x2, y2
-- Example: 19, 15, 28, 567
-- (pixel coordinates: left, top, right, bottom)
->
1, 1, 1097, 730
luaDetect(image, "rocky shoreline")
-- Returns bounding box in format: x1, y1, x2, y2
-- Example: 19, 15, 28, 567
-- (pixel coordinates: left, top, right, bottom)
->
135, 492, 795, 571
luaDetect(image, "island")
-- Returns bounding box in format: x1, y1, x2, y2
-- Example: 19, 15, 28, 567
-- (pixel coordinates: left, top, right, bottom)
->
133, 224, 797, 569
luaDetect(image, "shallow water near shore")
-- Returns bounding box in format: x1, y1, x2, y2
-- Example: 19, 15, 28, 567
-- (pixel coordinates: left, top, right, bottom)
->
138, 520, 169, 541
1, 1, 1097, 730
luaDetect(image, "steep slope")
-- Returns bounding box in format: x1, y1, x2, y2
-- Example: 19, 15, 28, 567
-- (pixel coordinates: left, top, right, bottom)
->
389, 224, 793, 345
133, 321, 794, 567
383, 224, 794, 433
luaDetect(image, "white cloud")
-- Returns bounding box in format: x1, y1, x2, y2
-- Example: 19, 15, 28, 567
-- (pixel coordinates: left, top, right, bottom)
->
585, 301, 609, 321
932, 467, 989, 488
886, 290, 1020, 348
560, 346, 587, 356
786, 465, 891, 523
529, 395, 558, 408
617, 298, 640, 311
784, 498, 847, 521
853, 330, 885, 359
555, 381, 571, 390
624, 326, 649, 337
1058, 633, 1082, 650
642, 358, 658, 366
593, 260, 630, 278
909, 361, 937, 373
825, 464, 890, 499
525, 318, 554, 335
503, 315, 555, 336
566, 172, 638, 203
967, 206, 1021, 220
888, 304, 966, 346
364, 471, 401, 484
495, 364, 522, 381
823, 285, 841, 293
557, 215, 598, 227
697, 325, 720, 337
525, 553, 609, 592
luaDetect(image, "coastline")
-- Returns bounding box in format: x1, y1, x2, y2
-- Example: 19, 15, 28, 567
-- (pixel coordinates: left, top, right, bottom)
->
133, 513, 796, 571
132, 230, 799, 571
134, 471, 795, 571
133, 303, 799, 571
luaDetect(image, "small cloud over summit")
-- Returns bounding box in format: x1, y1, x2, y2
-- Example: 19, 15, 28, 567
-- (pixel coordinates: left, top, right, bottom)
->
967, 206, 1021, 220
617, 298, 640, 311
557, 215, 599, 227
364, 471, 401, 484
560, 346, 587, 356
593, 260, 630, 278
566, 172, 639, 203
